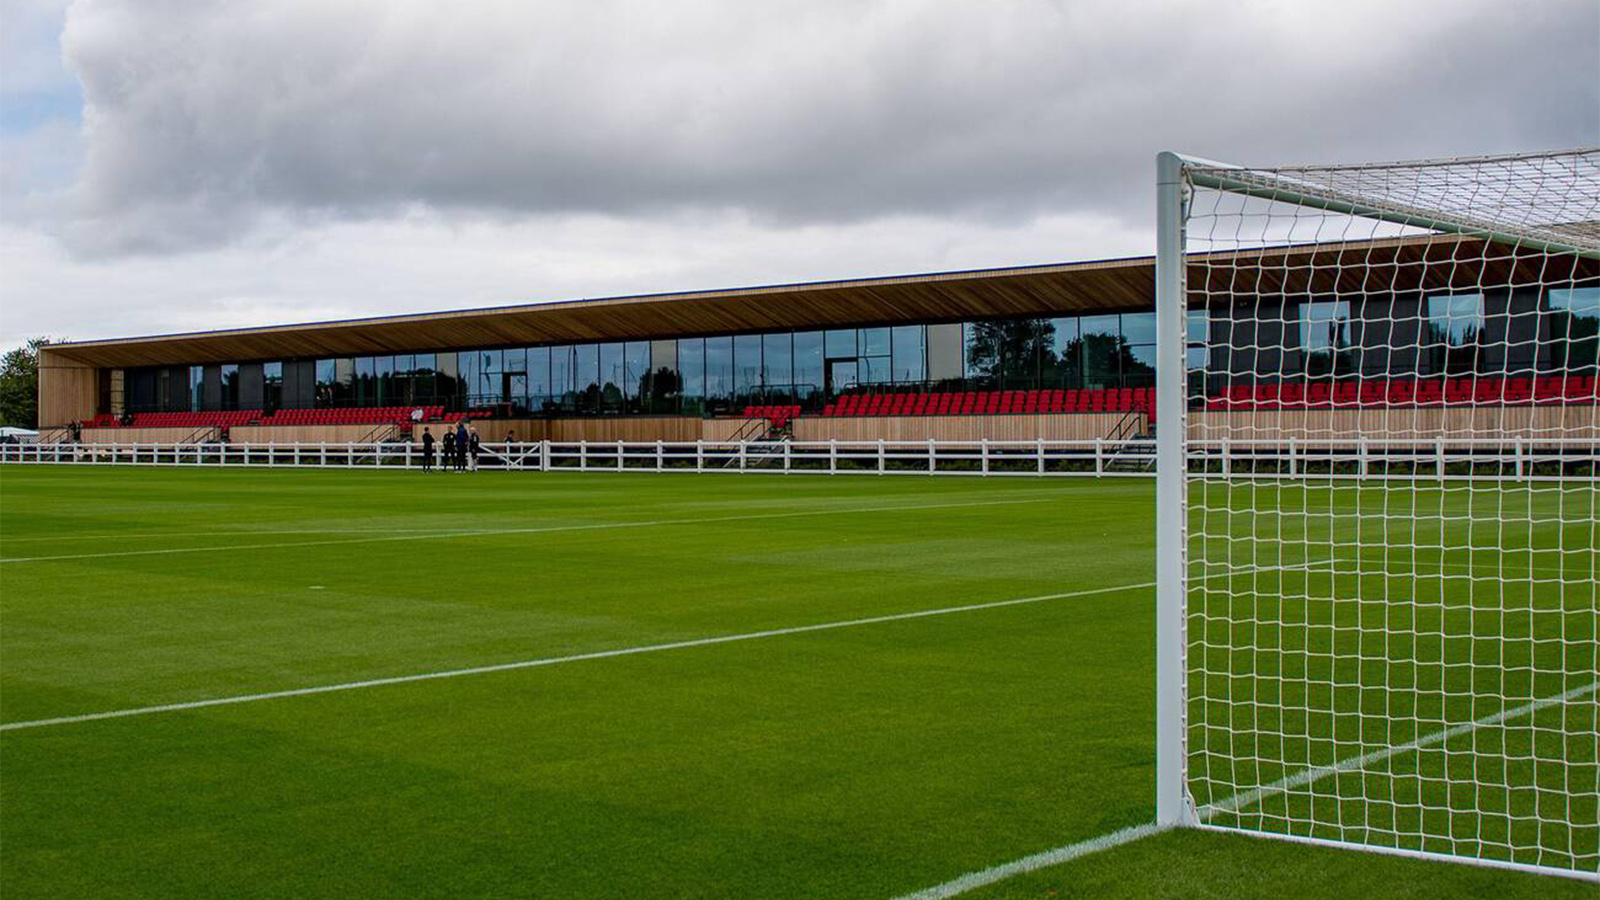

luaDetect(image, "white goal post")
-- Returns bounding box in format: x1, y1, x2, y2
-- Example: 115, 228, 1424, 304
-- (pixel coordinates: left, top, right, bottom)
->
1155, 148, 1599, 881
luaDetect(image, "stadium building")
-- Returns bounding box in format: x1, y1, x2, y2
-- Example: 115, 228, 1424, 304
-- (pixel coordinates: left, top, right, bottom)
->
34, 233, 1600, 447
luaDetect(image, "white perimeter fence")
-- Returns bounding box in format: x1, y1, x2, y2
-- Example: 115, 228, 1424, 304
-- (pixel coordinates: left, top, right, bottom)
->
2, 438, 1596, 480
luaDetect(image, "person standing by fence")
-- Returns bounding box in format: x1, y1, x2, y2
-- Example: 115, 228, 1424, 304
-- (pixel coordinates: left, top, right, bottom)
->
442, 430, 456, 472
421, 427, 435, 471
468, 426, 481, 472
454, 421, 469, 472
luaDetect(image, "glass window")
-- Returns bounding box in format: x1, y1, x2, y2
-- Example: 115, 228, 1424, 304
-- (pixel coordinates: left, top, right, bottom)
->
435, 352, 458, 408
220, 364, 240, 410
191, 365, 206, 412
527, 347, 552, 411
1044, 317, 1081, 389
353, 357, 374, 405
475, 350, 502, 406
334, 358, 355, 406
1427, 293, 1484, 375
860, 356, 891, 385
705, 336, 733, 414
824, 329, 856, 359
598, 342, 624, 412
1187, 309, 1209, 345
454, 352, 476, 407
860, 327, 890, 357
964, 321, 1000, 389
411, 353, 435, 405
763, 332, 793, 402
574, 344, 600, 412
1124, 344, 1158, 387
375, 356, 394, 404
829, 359, 858, 394
733, 334, 762, 406
679, 338, 706, 415
648, 339, 679, 414
550, 346, 573, 411
891, 325, 924, 384
263, 362, 283, 411
622, 341, 649, 411
1300, 301, 1355, 377
793, 331, 824, 404
1079, 315, 1121, 389
1120, 313, 1156, 346
1548, 287, 1599, 373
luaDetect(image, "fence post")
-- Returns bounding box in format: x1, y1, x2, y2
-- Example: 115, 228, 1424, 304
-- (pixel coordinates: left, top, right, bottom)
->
1093, 439, 1102, 477
928, 438, 936, 475
1514, 436, 1524, 479
696, 440, 704, 472
1037, 437, 1045, 475
982, 439, 990, 476
828, 439, 837, 475
783, 441, 792, 473
580, 441, 588, 470
877, 439, 886, 475
1436, 437, 1445, 481
656, 440, 664, 472
405, 442, 412, 469
542, 440, 551, 471
617, 440, 625, 471
739, 441, 747, 472
1358, 438, 1368, 478
1288, 438, 1297, 477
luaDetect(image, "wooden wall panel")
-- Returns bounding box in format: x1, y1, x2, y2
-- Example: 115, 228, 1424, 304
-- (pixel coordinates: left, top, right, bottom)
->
548, 417, 701, 443
37, 350, 99, 428
1190, 407, 1599, 445
793, 413, 1140, 443
228, 424, 400, 444
80, 426, 218, 444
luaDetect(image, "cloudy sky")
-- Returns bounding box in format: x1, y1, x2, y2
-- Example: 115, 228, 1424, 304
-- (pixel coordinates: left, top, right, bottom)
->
2, 0, 1596, 348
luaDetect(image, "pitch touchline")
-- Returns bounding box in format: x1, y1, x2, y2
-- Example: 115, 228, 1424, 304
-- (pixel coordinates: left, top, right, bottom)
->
892, 680, 1600, 899
0, 496, 1059, 564
0, 579, 1152, 732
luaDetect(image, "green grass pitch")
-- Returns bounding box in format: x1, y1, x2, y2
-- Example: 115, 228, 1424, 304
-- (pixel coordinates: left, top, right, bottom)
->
0, 466, 1592, 898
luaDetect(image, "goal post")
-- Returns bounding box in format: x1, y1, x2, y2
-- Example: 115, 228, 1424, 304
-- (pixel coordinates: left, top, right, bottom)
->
1155, 149, 1600, 880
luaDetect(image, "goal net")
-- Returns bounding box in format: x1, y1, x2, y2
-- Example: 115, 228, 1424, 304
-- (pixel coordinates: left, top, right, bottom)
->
1155, 149, 1600, 881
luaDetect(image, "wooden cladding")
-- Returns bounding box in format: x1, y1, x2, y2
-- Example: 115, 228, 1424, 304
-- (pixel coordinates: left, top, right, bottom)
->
1190, 407, 1599, 445
38, 351, 99, 428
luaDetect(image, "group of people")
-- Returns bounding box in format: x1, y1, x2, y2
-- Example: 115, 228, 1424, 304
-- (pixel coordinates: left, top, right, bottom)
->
419, 421, 479, 472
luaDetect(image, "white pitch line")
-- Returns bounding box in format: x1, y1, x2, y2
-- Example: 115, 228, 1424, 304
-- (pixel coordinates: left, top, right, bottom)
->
0, 495, 1058, 564
892, 823, 1164, 900
892, 679, 1600, 899
0, 579, 1150, 732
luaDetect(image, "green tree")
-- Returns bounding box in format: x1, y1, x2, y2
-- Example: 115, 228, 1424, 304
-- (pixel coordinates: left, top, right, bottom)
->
0, 338, 50, 429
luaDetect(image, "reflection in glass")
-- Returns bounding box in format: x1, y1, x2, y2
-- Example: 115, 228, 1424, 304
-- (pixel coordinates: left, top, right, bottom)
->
599, 343, 624, 412
705, 336, 733, 413
793, 331, 823, 404
763, 332, 792, 402
1548, 287, 1599, 374
1427, 294, 1483, 375
733, 334, 761, 406
1300, 301, 1354, 377
891, 325, 924, 384
679, 338, 706, 415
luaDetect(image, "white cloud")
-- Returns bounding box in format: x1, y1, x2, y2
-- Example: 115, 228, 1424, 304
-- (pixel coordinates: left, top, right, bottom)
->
0, 0, 1595, 348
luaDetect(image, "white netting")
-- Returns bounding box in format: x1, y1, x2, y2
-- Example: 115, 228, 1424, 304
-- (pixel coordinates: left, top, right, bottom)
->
1177, 148, 1599, 878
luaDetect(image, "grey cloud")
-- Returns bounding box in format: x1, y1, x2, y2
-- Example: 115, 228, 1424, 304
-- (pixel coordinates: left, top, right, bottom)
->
48, 0, 1600, 255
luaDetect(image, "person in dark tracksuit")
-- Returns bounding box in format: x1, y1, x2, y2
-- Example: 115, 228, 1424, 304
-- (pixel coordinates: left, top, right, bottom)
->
442, 430, 456, 473
421, 427, 435, 471
454, 421, 469, 471
468, 426, 481, 472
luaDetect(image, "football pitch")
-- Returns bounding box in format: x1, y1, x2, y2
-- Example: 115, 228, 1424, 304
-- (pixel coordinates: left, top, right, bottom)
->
0, 466, 1592, 898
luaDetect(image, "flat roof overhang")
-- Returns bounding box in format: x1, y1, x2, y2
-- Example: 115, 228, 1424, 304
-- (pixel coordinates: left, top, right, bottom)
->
41, 233, 1591, 369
